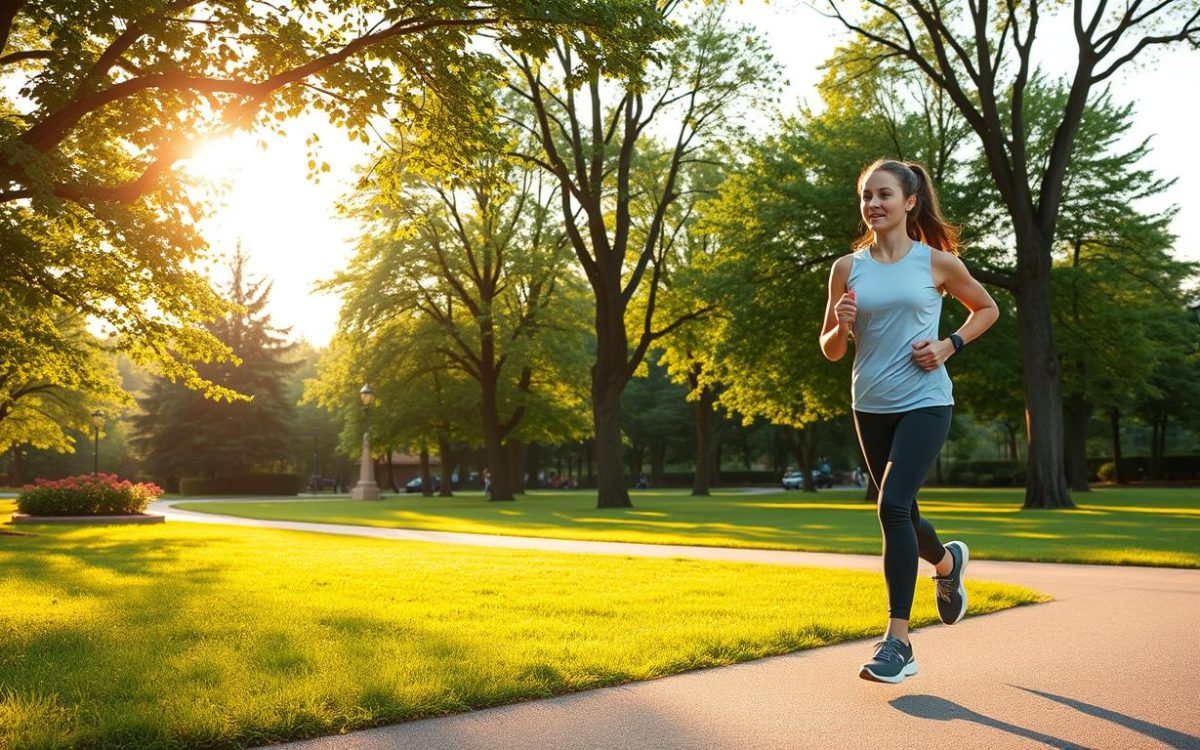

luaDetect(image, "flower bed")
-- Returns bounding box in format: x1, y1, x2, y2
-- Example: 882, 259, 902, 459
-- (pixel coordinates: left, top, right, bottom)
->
16, 474, 163, 516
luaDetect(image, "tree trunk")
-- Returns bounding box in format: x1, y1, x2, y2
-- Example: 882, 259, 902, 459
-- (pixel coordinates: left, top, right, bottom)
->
794, 426, 817, 493
594, 382, 630, 507
419, 445, 433, 497
1064, 394, 1092, 492
1014, 258, 1074, 508
1149, 415, 1166, 481
480, 375, 515, 502
593, 323, 632, 505
649, 443, 666, 487
384, 447, 397, 492
1109, 408, 1127, 484
628, 445, 644, 482
438, 435, 454, 497
11, 447, 27, 486
691, 383, 715, 496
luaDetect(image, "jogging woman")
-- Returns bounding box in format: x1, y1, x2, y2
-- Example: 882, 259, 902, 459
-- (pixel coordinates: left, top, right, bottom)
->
819, 159, 999, 684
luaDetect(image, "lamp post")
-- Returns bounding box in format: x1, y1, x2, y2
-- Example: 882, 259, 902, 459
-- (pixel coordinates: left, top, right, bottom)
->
90, 409, 105, 475
350, 383, 381, 500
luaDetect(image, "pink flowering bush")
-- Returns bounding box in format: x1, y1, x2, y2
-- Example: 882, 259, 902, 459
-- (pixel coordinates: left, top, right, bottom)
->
17, 474, 163, 516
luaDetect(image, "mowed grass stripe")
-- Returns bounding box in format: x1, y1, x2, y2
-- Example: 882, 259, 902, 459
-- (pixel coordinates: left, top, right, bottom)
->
175, 486, 1200, 567
0, 522, 1042, 750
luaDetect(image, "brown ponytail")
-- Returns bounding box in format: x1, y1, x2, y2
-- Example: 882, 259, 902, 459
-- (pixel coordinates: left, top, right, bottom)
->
852, 159, 962, 255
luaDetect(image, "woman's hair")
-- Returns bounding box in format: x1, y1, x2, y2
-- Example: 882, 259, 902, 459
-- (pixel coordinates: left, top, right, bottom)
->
852, 159, 962, 255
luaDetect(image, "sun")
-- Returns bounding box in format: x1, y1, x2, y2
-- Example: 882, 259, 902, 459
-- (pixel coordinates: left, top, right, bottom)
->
180, 134, 254, 189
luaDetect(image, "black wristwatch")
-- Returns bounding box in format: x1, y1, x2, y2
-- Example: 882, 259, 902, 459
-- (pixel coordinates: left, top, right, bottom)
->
948, 332, 965, 354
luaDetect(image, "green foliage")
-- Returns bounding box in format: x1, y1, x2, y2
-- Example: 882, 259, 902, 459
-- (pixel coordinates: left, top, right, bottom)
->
621, 351, 693, 476
505, 3, 779, 504
314, 122, 593, 486
0, 301, 126, 455
133, 250, 298, 480
16, 473, 160, 515
0, 0, 664, 408
287, 342, 348, 480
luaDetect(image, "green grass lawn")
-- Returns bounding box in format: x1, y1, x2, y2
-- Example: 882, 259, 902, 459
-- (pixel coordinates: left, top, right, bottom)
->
174, 486, 1200, 567
0, 522, 1040, 750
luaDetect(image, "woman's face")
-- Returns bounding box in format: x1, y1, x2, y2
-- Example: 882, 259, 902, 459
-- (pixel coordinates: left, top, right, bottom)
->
860, 169, 915, 234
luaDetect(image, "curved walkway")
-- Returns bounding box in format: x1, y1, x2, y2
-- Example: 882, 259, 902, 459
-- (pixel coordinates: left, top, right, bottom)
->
153, 499, 1200, 750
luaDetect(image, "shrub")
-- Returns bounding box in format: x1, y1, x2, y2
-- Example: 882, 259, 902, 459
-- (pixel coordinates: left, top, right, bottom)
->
1097, 462, 1117, 482
178, 477, 230, 495
17, 474, 162, 516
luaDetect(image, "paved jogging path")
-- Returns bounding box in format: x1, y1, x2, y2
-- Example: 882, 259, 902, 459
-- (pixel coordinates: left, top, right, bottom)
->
153, 499, 1200, 750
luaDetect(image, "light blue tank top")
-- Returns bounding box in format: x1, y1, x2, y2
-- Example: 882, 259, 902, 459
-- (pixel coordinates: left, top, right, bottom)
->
847, 242, 954, 413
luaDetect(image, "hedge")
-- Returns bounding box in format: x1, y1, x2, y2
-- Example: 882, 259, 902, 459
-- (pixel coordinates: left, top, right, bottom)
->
1086, 455, 1200, 481
179, 473, 302, 496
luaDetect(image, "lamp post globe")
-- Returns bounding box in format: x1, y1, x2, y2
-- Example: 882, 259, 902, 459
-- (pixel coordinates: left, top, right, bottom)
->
90, 409, 105, 475
351, 383, 380, 500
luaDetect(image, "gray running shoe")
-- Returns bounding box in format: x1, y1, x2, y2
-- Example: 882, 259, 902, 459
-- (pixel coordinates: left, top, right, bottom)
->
859, 637, 917, 683
934, 540, 969, 625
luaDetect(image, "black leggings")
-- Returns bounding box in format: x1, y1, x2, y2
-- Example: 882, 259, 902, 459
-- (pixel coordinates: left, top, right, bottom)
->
854, 406, 952, 620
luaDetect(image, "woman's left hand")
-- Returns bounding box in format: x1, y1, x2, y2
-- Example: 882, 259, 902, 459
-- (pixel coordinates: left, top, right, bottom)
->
911, 339, 954, 371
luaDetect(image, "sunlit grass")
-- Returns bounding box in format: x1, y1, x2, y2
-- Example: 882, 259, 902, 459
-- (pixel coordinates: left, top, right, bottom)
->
175, 486, 1200, 567
0, 522, 1041, 750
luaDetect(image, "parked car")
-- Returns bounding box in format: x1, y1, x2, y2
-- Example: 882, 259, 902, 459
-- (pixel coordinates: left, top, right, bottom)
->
781, 469, 835, 489
405, 476, 441, 493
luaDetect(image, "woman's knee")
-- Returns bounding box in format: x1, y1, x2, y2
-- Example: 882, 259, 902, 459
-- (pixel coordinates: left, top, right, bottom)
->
877, 491, 913, 526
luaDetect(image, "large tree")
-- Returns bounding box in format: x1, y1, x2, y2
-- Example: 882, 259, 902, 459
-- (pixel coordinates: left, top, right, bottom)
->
325, 137, 591, 501
0, 0, 666, 396
825, 0, 1200, 507
133, 250, 297, 482
506, 3, 777, 507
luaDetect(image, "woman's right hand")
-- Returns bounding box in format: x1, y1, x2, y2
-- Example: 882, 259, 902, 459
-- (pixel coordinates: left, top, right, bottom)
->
836, 290, 857, 335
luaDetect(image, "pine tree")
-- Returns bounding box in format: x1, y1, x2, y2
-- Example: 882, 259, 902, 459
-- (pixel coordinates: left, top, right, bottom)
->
134, 249, 297, 482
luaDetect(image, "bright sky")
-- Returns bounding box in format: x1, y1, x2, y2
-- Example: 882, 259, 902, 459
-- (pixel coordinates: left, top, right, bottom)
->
181, 1, 1200, 346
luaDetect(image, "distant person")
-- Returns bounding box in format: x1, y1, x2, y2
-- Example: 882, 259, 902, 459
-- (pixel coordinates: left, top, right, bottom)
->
636, 473, 649, 490
853, 466, 866, 488
482, 468, 491, 499
819, 158, 999, 684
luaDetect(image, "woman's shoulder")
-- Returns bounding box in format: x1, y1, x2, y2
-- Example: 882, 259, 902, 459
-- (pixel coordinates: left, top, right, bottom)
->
928, 244, 966, 270
831, 252, 858, 278
835, 250, 862, 268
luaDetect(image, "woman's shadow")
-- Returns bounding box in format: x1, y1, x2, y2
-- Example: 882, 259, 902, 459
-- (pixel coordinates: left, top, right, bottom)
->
890, 689, 1200, 750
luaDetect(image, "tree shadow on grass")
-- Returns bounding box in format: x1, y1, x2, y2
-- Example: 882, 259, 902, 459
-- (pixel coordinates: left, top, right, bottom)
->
1, 533, 224, 592
1010, 685, 1200, 750
889, 695, 1090, 750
